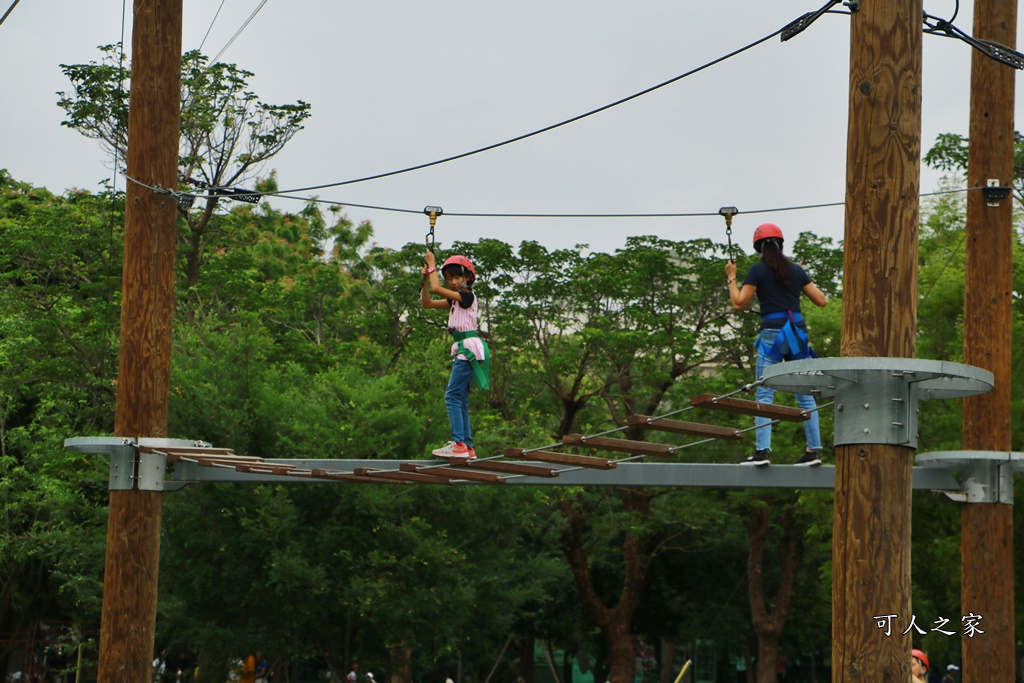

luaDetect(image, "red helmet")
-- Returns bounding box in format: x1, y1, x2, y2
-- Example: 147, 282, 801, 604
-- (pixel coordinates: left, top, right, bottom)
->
441, 255, 476, 281
753, 222, 784, 253
912, 649, 929, 672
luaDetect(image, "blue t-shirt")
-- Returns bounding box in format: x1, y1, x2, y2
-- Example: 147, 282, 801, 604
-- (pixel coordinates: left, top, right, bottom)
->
742, 260, 812, 329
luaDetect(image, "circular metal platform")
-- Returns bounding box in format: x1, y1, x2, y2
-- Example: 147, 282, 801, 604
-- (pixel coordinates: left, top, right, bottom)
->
64, 436, 202, 454
760, 357, 994, 400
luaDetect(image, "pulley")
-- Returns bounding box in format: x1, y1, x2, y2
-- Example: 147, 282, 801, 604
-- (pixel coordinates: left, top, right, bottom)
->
423, 205, 443, 252
719, 206, 739, 262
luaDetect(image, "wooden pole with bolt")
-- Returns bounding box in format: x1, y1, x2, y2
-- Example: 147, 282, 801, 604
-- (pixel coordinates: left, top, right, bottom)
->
97, 0, 182, 680
834, 0, 922, 680
961, 0, 1017, 679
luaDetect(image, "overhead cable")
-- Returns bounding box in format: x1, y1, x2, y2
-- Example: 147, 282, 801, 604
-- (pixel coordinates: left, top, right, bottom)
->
198, 0, 229, 53
0, 0, 21, 28
210, 0, 270, 65
267, 187, 980, 220
923, 8, 1024, 69
127, 172, 985, 223
263, 23, 792, 196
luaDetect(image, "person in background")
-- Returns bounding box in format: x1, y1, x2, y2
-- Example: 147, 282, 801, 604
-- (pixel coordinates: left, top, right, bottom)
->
239, 652, 256, 683
152, 649, 167, 683
255, 652, 270, 683
940, 663, 959, 683
911, 649, 930, 683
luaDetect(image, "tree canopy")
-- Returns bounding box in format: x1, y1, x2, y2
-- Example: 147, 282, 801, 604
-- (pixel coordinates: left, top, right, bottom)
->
4, 52, 1024, 681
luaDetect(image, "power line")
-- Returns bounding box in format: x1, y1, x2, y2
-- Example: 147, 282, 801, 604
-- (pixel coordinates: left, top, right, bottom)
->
271, 187, 981, 220
0, 0, 22, 28
98, 0, 130, 385
266, 24, 789, 196
210, 0, 269, 65
198, 0, 228, 53
132, 173, 983, 223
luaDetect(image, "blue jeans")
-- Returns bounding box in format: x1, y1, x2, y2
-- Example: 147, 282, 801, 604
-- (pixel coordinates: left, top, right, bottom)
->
445, 359, 474, 447
754, 328, 821, 452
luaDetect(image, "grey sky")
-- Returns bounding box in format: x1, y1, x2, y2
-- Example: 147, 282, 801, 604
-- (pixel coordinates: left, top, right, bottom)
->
1, 1, 1017, 256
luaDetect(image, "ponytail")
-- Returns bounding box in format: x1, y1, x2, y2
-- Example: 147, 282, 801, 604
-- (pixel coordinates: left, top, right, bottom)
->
760, 239, 791, 288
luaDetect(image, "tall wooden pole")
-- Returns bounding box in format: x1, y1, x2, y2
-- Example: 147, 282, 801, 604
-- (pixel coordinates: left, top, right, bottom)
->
834, 1, 922, 681
98, 0, 182, 681
961, 0, 1016, 680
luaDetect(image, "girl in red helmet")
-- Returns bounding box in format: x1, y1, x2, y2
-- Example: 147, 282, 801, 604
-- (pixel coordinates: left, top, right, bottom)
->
422, 250, 489, 459
725, 223, 828, 466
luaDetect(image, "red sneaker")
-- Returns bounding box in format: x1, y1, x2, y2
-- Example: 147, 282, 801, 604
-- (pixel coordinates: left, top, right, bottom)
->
466, 447, 477, 460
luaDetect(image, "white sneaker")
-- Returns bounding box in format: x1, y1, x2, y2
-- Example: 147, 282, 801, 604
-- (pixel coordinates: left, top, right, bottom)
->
432, 441, 469, 458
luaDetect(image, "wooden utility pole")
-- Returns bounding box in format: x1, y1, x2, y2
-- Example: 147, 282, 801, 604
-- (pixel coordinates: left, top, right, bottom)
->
961, 0, 1016, 680
98, 0, 182, 681
834, 0, 922, 680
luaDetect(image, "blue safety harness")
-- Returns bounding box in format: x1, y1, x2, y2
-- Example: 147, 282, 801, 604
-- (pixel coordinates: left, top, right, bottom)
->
755, 310, 817, 362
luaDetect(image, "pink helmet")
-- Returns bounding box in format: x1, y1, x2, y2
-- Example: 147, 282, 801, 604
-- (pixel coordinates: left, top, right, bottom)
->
753, 223, 784, 253
441, 255, 476, 281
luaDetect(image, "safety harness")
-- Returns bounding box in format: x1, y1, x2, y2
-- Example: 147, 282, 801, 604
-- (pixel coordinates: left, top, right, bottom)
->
755, 310, 817, 362
451, 330, 491, 390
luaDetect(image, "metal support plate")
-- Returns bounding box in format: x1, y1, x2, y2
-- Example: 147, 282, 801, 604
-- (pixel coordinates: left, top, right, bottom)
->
760, 358, 993, 448
109, 445, 137, 490
66, 436, 199, 491
916, 451, 1023, 504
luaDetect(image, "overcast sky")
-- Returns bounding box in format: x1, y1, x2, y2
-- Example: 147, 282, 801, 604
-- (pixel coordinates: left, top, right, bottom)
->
2, 1, 1019, 256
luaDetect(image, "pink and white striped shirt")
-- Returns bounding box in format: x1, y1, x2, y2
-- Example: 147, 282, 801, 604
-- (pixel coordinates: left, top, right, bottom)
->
448, 291, 486, 361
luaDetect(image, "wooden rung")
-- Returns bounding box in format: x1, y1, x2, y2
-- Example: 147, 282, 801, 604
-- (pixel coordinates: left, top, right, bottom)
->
504, 448, 617, 469
690, 394, 809, 422
170, 454, 266, 465
626, 415, 743, 441
399, 463, 505, 484
190, 457, 268, 468
448, 458, 560, 478
353, 468, 455, 485
308, 469, 404, 484
562, 434, 675, 457
236, 464, 300, 476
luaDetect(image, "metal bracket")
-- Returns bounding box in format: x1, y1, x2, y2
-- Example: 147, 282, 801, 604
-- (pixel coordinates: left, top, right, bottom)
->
66, 437, 201, 491
983, 179, 1012, 207
760, 358, 993, 448
916, 451, 1023, 504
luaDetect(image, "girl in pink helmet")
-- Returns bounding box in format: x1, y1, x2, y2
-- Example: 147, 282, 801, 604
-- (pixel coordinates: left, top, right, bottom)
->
422, 250, 489, 459
725, 223, 828, 466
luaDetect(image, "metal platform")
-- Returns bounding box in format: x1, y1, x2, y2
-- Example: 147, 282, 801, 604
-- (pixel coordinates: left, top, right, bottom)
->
66, 438, 962, 492
761, 357, 994, 448
916, 451, 1024, 504
164, 458, 960, 491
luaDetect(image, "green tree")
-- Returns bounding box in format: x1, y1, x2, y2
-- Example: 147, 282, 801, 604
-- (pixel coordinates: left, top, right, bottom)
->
0, 173, 117, 660
58, 46, 311, 289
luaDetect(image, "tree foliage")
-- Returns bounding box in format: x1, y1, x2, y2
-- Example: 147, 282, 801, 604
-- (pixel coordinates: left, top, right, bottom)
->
11, 110, 1024, 682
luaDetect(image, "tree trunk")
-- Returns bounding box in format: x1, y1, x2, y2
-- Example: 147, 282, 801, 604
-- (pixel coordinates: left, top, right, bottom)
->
388, 644, 413, 683
520, 637, 536, 683
605, 617, 636, 683
558, 489, 654, 683
755, 634, 780, 683
659, 641, 674, 683
744, 496, 804, 683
